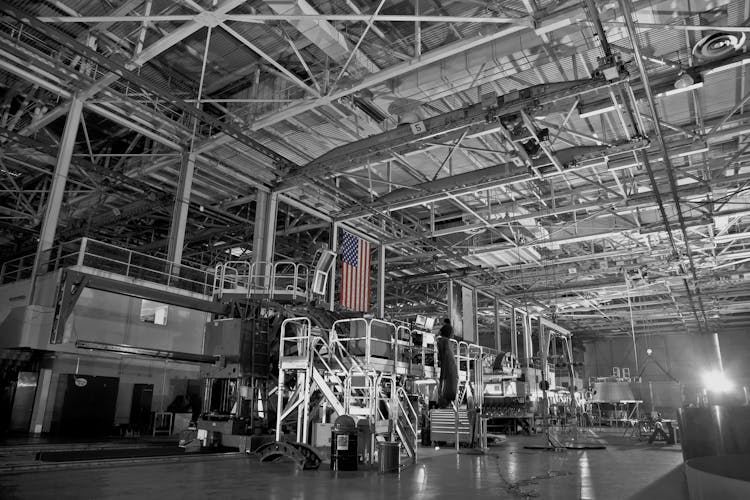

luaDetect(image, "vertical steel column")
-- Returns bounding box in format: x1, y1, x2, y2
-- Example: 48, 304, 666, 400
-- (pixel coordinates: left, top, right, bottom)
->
167, 25, 210, 268
414, 0, 421, 57
377, 243, 386, 319
166, 151, 196, 266
539, 325, 549, 432
28, 368, 53, 434
493, 298, 501, 351
511, 308, 519, 358
473, 288, 479, 344
29, 96, 83, 303
523, 312, 533, 369
329, 222, 338, 311
252, 189, 279, 288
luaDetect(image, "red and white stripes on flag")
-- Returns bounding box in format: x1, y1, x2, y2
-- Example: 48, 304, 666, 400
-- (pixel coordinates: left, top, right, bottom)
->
340, 231, 371, 312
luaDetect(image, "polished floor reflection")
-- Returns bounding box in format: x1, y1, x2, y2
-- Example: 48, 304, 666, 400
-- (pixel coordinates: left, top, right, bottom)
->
0, 433, 687, 500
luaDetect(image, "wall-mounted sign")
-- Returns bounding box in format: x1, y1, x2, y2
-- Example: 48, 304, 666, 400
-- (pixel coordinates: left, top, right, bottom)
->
74, 377, 88, 387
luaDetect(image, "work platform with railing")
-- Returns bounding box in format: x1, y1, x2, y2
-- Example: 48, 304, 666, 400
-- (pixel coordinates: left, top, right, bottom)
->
272, 315, 498, 464
1, 239, 329, 345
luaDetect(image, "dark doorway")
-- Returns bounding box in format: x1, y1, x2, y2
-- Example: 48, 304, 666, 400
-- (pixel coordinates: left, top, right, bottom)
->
59, 375, 119, 437
129, 384, 153, 434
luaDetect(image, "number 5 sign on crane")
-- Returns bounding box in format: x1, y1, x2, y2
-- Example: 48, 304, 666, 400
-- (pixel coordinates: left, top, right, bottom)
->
409, 121, 426, 135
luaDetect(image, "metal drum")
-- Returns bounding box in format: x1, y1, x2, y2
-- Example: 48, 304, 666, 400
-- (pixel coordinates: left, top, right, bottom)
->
679, 406, 750, 460
378, 442, 400, 473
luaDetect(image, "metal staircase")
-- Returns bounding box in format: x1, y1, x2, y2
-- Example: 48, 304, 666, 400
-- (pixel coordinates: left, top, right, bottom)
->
271, 315, 495, 466
394, 386, 418, 462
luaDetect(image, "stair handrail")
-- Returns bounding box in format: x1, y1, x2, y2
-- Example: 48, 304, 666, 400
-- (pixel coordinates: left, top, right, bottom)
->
271, 261, 310, 300
279, 316, 313, 360
330, 318, 369, 368
249, 260, 272, 294
310, 336, 351, 398
345, 370, 376, 417
368, 318, 398, 370
458, 341, 471, 374
395, 325, 414, 373
396, 386, 418, 441
211, 263, 224, 298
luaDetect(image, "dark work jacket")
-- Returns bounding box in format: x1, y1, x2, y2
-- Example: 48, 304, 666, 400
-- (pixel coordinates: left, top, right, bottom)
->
439, 323, 453, 339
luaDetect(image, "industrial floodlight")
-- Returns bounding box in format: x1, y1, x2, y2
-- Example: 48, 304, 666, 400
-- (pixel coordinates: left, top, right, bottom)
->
702, 370, 734, 393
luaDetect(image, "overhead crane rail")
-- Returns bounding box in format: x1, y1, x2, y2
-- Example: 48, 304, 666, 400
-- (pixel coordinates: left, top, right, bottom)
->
279, 74, 632, 189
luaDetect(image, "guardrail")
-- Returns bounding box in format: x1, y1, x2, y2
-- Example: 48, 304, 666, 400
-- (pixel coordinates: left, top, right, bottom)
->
396, 385, 419, 461
212, 260, 310, 301
0, 237, 215, 295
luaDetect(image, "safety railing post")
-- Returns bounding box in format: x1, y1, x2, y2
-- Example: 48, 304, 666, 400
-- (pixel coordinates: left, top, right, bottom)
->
125, 251, 132, 278
53, 244, 62, 271
365, 319, 371, 366
76, 237, 88, 266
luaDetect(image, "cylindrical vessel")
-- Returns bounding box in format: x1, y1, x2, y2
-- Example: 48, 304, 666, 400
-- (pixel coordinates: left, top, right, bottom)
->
679, 406, 750, 460
378, 442, 400, 473
330, 415, 358, 471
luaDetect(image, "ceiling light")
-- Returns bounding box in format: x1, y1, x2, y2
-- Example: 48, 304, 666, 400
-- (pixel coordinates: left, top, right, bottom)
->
674, 72, 695, 89
670, 146, 709, 158
579, 104, 619, 119
655, 82, 704, 98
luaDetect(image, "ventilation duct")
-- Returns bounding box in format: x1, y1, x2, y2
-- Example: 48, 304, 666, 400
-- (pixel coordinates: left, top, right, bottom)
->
693, 32, 746, 60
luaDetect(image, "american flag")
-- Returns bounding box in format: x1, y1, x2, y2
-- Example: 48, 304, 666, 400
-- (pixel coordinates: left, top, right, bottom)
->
340, 231, 370, 312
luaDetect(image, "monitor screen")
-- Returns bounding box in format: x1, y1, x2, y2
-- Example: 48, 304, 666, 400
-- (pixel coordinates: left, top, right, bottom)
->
424, 317, 436, 330
415, 315, 427, 327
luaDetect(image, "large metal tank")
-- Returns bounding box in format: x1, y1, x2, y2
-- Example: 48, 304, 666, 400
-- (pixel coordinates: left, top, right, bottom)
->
589, 381, 636, 402
679, 406, 750, 460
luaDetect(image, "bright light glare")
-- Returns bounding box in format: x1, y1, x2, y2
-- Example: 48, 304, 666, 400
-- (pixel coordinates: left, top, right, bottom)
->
702, 370, 734, 392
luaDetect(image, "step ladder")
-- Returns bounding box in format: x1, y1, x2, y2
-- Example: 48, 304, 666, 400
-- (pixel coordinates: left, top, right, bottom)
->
429, 408, 471, 445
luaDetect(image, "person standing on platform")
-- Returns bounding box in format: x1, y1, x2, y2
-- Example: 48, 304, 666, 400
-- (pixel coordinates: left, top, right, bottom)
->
437, 318, 458, 408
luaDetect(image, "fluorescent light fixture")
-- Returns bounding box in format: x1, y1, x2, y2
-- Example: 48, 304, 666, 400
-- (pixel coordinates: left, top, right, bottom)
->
702, 370, 734, 392
414, 378, 437, 386
579, 104, 619, 119
671, 146, 709, 158
704, 57, 750, 76
655, 82, 704, 98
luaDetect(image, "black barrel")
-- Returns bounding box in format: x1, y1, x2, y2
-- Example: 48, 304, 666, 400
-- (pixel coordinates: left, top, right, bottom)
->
331, 415, 358, 471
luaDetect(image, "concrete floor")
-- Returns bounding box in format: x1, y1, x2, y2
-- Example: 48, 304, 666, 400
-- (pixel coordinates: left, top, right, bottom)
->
0, 432, 688, 500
